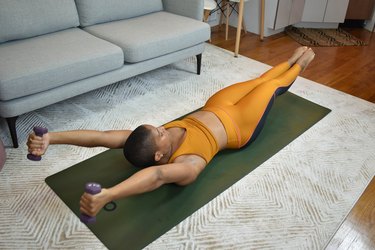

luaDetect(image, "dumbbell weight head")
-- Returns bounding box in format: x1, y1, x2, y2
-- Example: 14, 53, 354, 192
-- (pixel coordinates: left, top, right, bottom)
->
27, 127, 48, 161
80, 183, 101, 224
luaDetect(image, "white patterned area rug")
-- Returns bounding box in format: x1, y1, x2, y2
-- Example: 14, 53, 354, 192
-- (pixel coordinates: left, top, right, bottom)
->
0, 44, 374, 249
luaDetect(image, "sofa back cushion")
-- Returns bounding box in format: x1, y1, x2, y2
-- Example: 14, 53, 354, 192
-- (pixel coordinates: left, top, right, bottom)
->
75, 0, 164, 27
0, 0, 79, 43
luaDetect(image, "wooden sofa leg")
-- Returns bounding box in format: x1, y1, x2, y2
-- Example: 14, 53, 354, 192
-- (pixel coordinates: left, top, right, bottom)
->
196, 54, 202, 75
6, 116, 19, 148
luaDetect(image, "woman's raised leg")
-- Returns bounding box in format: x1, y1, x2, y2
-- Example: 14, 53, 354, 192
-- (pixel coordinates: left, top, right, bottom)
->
223, 48, 315, 146
204, 47, 308, 107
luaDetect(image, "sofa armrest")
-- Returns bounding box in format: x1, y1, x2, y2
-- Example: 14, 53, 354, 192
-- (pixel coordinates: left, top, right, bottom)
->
162, 0, 203, 21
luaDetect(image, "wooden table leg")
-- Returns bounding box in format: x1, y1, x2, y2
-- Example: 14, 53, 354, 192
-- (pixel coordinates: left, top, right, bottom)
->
234, 0, 244, 57
260, 0, 264, 41
234, 0, 265, 56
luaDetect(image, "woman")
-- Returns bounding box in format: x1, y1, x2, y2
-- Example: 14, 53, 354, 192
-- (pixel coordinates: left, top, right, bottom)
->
27, 47, 315, 217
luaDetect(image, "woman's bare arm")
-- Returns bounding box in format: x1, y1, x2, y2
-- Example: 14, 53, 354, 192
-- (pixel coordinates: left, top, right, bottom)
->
27, 129, 132, 156
48, 130, 132, 148
80, 156, 207, 217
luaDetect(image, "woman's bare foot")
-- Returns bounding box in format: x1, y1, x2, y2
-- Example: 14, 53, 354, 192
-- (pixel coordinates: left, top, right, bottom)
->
296, 48, 315, 71
288, 46, 308, 66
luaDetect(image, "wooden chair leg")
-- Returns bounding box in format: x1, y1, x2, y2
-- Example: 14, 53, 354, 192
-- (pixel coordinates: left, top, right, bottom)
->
204, 9, 212, 42
242, 15, 247, 33
204, 10, 210, 22
219, 0, 227, 29
6, 116, 19, 148
237, 3, 247, 33
225, 1, 247, 40
225, 1, 230, 40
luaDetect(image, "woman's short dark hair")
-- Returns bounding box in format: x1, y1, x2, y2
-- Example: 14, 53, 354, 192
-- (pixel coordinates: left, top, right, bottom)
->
123, 125, 157, 168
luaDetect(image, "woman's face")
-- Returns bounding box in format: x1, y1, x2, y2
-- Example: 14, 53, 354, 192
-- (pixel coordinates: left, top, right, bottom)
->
146, 125, 172, 155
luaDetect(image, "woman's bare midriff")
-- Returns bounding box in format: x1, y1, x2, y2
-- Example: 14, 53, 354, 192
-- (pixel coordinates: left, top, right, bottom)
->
188, 111, 228, 150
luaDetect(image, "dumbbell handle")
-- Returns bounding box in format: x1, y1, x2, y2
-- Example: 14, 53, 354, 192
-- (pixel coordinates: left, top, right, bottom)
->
80, 183, 101, 224
27, 127, 48, 161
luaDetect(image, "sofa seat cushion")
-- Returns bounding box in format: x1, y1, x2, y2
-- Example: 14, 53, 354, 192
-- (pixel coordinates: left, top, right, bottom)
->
0, 28, 124, 101
84, 11, 210, 63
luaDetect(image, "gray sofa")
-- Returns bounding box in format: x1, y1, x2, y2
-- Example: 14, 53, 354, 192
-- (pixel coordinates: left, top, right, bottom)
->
0, 0, 210, 148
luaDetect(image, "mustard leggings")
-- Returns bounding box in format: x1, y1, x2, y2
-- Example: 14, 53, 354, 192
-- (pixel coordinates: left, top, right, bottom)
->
202, 61, 302, 148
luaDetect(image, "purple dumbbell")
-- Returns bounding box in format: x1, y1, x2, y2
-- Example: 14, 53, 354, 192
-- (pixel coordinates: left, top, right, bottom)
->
27, 126, 48, 161
80, 182, 101, 224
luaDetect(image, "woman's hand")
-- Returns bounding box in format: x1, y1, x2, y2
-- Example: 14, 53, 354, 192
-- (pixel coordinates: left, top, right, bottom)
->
26, 132, 50, 156
80, 188, 112, 217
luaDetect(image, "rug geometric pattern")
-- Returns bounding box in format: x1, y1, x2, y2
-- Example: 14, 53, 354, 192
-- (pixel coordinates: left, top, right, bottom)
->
0, 44, 374, 249
285, 26, 368, 47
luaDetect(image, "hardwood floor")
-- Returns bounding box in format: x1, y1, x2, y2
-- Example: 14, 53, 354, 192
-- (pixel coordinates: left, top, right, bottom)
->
326, 178, 375, 250
209, 25, 375, 249
210, 26, 375, 103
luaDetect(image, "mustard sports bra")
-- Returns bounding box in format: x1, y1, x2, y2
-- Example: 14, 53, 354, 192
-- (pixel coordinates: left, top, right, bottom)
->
164, 116, 219, 163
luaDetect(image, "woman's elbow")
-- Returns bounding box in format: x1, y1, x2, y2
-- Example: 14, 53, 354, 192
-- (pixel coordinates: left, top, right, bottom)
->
153, 167, 169, 188
175, 173, 199, 186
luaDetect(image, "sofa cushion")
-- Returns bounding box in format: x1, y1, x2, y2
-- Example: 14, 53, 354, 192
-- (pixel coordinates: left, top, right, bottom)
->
84, 11, 210, 63
0, 28, 124, 101
75, 0, 163, 27
0, 0, 79, 43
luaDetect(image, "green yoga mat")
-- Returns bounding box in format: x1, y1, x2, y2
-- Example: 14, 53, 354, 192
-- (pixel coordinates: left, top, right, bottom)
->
45, 92, 330, 250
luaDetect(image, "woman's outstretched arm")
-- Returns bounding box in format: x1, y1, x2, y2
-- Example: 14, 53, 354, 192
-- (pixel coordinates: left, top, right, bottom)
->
80, 156, 207, 217
27, 129, 132, 156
